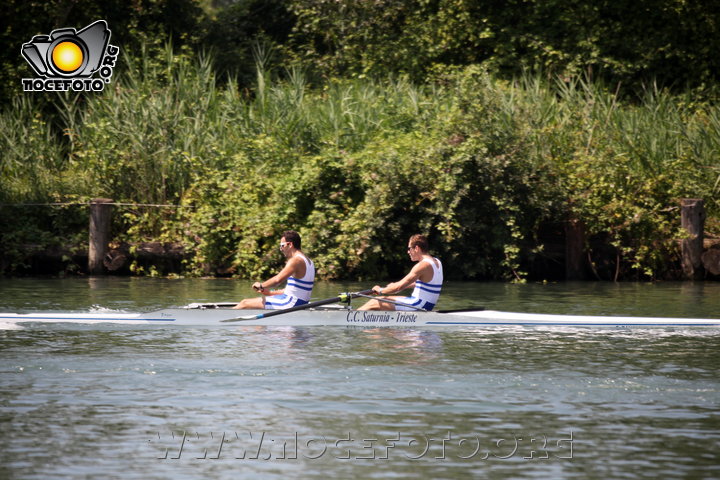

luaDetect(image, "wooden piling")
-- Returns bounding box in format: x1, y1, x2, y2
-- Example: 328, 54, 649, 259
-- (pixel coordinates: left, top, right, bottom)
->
88, 198, 113, 275
680, 198, 705, 280
565, 218, 586, 280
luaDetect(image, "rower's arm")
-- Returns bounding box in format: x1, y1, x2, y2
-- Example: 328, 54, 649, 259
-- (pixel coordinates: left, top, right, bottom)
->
255, 257, 303, 293
378, 263, 427, 295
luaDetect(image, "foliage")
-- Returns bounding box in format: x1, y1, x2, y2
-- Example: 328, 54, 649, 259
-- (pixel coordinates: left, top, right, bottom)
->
1, 45, 719, 279
286, 0, 720, 96
200, 0, 296, 86
6, 0, 720, 106
500, 73, 720, 279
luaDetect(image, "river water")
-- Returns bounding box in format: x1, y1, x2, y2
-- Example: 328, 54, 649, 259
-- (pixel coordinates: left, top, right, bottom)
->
1, 278, 719, 479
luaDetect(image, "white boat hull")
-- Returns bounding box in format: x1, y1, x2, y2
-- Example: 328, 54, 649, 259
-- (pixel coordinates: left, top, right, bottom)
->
1, 306, 719, 328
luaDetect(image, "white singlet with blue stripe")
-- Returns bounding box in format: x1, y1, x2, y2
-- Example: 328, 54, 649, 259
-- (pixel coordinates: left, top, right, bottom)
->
265, 253, 315, 310
396, 257, 443, 311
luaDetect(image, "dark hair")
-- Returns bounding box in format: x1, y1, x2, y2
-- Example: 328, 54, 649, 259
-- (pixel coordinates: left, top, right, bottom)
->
282, 230, 301, 249
409, 234, 429, 252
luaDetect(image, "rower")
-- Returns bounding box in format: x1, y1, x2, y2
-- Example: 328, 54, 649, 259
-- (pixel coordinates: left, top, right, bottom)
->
233, 230, 315, 310
358, 234, 443, 311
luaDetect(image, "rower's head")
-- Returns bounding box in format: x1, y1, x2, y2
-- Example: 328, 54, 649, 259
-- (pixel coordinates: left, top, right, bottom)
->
280, 230, 301, 256
407, 234, 429, 260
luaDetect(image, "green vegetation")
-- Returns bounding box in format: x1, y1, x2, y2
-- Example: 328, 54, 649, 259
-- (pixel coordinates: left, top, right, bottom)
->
1, 1, 719, 279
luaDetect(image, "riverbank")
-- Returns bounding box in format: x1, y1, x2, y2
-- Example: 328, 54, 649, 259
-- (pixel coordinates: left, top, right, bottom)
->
2, 52, 719, 281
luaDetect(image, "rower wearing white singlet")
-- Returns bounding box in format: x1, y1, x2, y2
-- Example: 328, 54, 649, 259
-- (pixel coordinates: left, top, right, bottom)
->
233, 230, 315, 310
394, 257, 442, 311
358, 234, 443, 312
265, 252, 315, 309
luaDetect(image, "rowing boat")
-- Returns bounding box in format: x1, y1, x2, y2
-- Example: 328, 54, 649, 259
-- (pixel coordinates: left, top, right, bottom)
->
2, 303, 719, 327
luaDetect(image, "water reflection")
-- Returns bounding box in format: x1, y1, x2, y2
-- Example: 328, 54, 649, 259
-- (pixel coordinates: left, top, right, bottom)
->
223, 326, 446, 365
349, 328, 444, 364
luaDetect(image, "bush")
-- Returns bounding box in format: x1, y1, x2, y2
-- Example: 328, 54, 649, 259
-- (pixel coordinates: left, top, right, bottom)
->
1, 48, 718, 280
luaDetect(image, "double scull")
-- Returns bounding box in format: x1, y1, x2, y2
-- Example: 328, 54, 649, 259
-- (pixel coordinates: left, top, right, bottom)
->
1, 303, 719, 328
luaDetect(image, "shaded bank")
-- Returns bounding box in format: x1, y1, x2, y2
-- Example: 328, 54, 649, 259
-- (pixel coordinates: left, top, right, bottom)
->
1, 50, 718, 281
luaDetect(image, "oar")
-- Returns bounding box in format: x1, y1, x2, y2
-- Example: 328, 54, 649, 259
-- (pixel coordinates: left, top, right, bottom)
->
221, 289, 374, 322
352, 293, 428, 311
436, 307, 485, 313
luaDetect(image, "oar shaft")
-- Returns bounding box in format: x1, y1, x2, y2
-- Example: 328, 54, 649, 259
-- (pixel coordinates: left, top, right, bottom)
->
253, 293, 352, 319
353, 293, 428, 311
223, 289, 374, 322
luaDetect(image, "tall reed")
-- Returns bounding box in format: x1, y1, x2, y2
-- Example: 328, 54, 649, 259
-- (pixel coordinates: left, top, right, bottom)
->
1, 47, 718, 278
0, 97, 66, 202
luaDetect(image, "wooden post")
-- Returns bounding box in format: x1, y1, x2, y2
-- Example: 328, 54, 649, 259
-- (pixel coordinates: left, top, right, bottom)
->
88, 198, 113, 275
681, 198, 705, 280
565, 218, 586, 280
